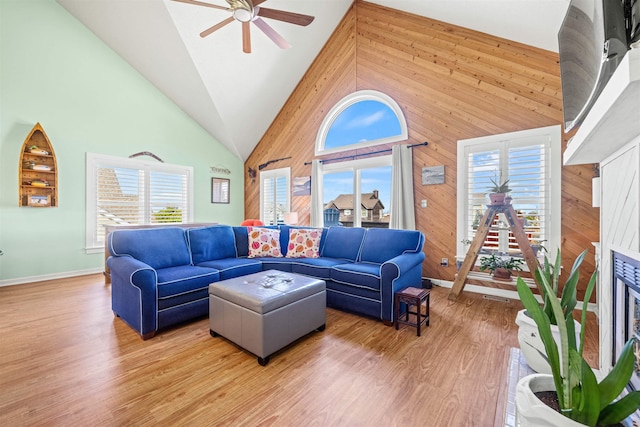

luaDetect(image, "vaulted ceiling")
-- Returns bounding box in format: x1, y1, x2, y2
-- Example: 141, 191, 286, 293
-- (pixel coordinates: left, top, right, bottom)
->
57, 0, 570, 161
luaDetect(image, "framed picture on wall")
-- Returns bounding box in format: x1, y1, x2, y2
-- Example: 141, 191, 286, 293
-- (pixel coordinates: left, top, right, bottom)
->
422, 165, 445, 185
293, 176, 311, 196
27, 194, 51, 206
211, 178, 230, 204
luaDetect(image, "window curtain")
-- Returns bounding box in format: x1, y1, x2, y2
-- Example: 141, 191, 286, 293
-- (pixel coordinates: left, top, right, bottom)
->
390, 144, 416, 230
310, 160, 324, 227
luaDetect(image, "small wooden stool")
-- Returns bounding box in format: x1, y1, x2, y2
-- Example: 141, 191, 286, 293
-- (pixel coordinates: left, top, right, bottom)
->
394, 287, 430, 336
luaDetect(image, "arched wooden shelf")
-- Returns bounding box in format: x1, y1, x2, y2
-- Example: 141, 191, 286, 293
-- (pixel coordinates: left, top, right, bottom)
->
18, 123, 58, 207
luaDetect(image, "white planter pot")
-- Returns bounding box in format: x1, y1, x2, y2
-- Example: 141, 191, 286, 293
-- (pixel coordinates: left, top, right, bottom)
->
515, 374, 584, 427
515, 309, 581, 374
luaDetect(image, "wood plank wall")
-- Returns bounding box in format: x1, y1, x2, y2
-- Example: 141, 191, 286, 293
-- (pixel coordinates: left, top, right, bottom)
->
244, 1, 599, 299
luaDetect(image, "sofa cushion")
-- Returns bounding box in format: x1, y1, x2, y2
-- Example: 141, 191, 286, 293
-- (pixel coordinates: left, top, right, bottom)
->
196, 258, 262, 280
187, 225, 237, 264
108, 227, 191, 270
291, 257, 350, 280
331, 262, 382, 291
286, 228, 322, 258
256, 257, 294, 272
320, 226, 366, 262
359, 228, 423, 263
156, 265, 220, 300
248, 227, 283, 258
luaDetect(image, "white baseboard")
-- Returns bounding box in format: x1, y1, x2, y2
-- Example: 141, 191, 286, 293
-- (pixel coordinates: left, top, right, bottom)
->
0, 268, 103, 287
424, 277, 598, 313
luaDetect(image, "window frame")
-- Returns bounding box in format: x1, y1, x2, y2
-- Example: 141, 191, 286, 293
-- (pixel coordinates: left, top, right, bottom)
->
456, 125, 562, 263
259, 167, 291, 225
315, 90, 408, 156
321, 155, 392, 227
85, 153, 194, 253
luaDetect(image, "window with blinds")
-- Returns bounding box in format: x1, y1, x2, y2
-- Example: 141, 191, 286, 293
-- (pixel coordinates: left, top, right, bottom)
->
260, 168, 290, 225
86, 153, 193, 250
456, 126, 561, 262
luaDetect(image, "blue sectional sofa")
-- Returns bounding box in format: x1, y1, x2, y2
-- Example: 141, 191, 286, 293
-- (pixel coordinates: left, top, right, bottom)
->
107, 224, 425, 339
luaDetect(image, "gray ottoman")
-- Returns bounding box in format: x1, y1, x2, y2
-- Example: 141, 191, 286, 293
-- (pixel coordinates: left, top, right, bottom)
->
208, 270, 326, 366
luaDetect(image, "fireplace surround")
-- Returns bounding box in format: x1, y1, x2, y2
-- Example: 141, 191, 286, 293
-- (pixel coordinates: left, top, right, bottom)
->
612, 250, 640, 393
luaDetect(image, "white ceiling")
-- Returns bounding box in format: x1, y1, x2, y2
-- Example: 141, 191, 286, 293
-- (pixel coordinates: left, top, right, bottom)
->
57, 0, 570, 161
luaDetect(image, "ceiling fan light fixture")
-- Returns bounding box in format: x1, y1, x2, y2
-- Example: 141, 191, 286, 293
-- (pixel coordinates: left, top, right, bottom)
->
233, 8, 253, 22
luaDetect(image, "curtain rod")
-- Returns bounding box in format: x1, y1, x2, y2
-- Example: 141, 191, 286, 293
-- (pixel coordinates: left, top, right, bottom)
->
303, 141, 428, 166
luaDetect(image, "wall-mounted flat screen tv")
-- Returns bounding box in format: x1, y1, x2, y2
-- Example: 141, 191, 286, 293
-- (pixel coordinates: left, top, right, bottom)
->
558, 0, 637, 133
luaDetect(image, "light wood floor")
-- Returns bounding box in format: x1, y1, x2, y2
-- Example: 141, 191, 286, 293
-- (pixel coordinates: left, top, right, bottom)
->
0, 274, 598, 426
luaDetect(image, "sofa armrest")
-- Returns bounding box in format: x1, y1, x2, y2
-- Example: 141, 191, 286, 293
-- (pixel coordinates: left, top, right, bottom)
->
380, 251, 426, 322
107, 256, 159, 338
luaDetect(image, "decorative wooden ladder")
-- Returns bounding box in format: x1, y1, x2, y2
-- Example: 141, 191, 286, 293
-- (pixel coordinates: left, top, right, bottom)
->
448, 203, 542, 301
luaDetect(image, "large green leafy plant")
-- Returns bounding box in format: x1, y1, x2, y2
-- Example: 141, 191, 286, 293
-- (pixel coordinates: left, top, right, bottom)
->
535, 248, 580, 326
516, 250, 640, 426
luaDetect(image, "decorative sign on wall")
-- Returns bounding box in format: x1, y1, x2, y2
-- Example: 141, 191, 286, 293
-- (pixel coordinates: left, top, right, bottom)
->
293, 176, 311, 196
210, 166, 231, 175
422, 165, 445, 185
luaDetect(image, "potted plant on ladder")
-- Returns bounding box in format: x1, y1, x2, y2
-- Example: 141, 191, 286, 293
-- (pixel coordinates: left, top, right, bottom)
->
515, 250, 640, 426
488, 177, 511, 205
479, 253, 524, 281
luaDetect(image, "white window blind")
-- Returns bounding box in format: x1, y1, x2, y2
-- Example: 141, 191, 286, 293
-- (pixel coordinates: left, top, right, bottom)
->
86, 153, 193, 250
457, 126, 561, 262
260, 168, 290, 225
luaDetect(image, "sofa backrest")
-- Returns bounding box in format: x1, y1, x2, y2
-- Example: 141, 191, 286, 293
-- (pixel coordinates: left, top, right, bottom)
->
359, 228, 424, 264
187, 225, 237, 264
320, 226, 366, 262
108, 227, 191, 269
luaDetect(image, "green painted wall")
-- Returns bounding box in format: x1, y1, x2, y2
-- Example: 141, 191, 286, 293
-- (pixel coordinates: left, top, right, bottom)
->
0, 0, 244, 282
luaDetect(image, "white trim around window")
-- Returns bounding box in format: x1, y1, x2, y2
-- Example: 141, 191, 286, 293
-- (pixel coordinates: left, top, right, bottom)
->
456, 125, 561, 263
315, 90, 408, 156
260, 167, 291, 225
85, 153, 194, 253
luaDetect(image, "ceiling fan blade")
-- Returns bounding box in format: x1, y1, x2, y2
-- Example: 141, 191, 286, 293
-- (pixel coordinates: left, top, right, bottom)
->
252, 0, 267, 6
257, 7, 314, 26
200, 16, 235, 38
242, 21, 251, 53
252, 17, 291, 49
171, 0, 231, 12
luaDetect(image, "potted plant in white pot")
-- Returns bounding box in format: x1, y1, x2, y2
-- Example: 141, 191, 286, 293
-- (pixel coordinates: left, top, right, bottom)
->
515, 250, 640, 426
479, 253, 524, 281
515, 249, 582, 374
488, 177, 511, 205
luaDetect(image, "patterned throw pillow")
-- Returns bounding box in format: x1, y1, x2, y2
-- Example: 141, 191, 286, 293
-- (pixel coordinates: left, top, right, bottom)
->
247, 227, 283, 258
286, 228, 321, 258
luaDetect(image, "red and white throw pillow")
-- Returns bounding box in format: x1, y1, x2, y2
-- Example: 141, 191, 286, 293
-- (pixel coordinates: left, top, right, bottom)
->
286, 228, 321, 258
247, 227, 283, 258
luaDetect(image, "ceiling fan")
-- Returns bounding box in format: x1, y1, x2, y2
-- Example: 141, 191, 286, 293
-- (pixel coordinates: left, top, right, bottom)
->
172, 0, 315, 53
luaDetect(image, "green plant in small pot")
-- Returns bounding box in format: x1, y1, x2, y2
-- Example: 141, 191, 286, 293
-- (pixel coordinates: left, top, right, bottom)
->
515, 250, 640, 426
488, 177, 511, 205
479, 253, 524, 281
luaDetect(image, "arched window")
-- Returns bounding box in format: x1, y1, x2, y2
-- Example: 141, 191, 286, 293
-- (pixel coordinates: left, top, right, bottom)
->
316, 90, 408, 155
315, 91, 407, 228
